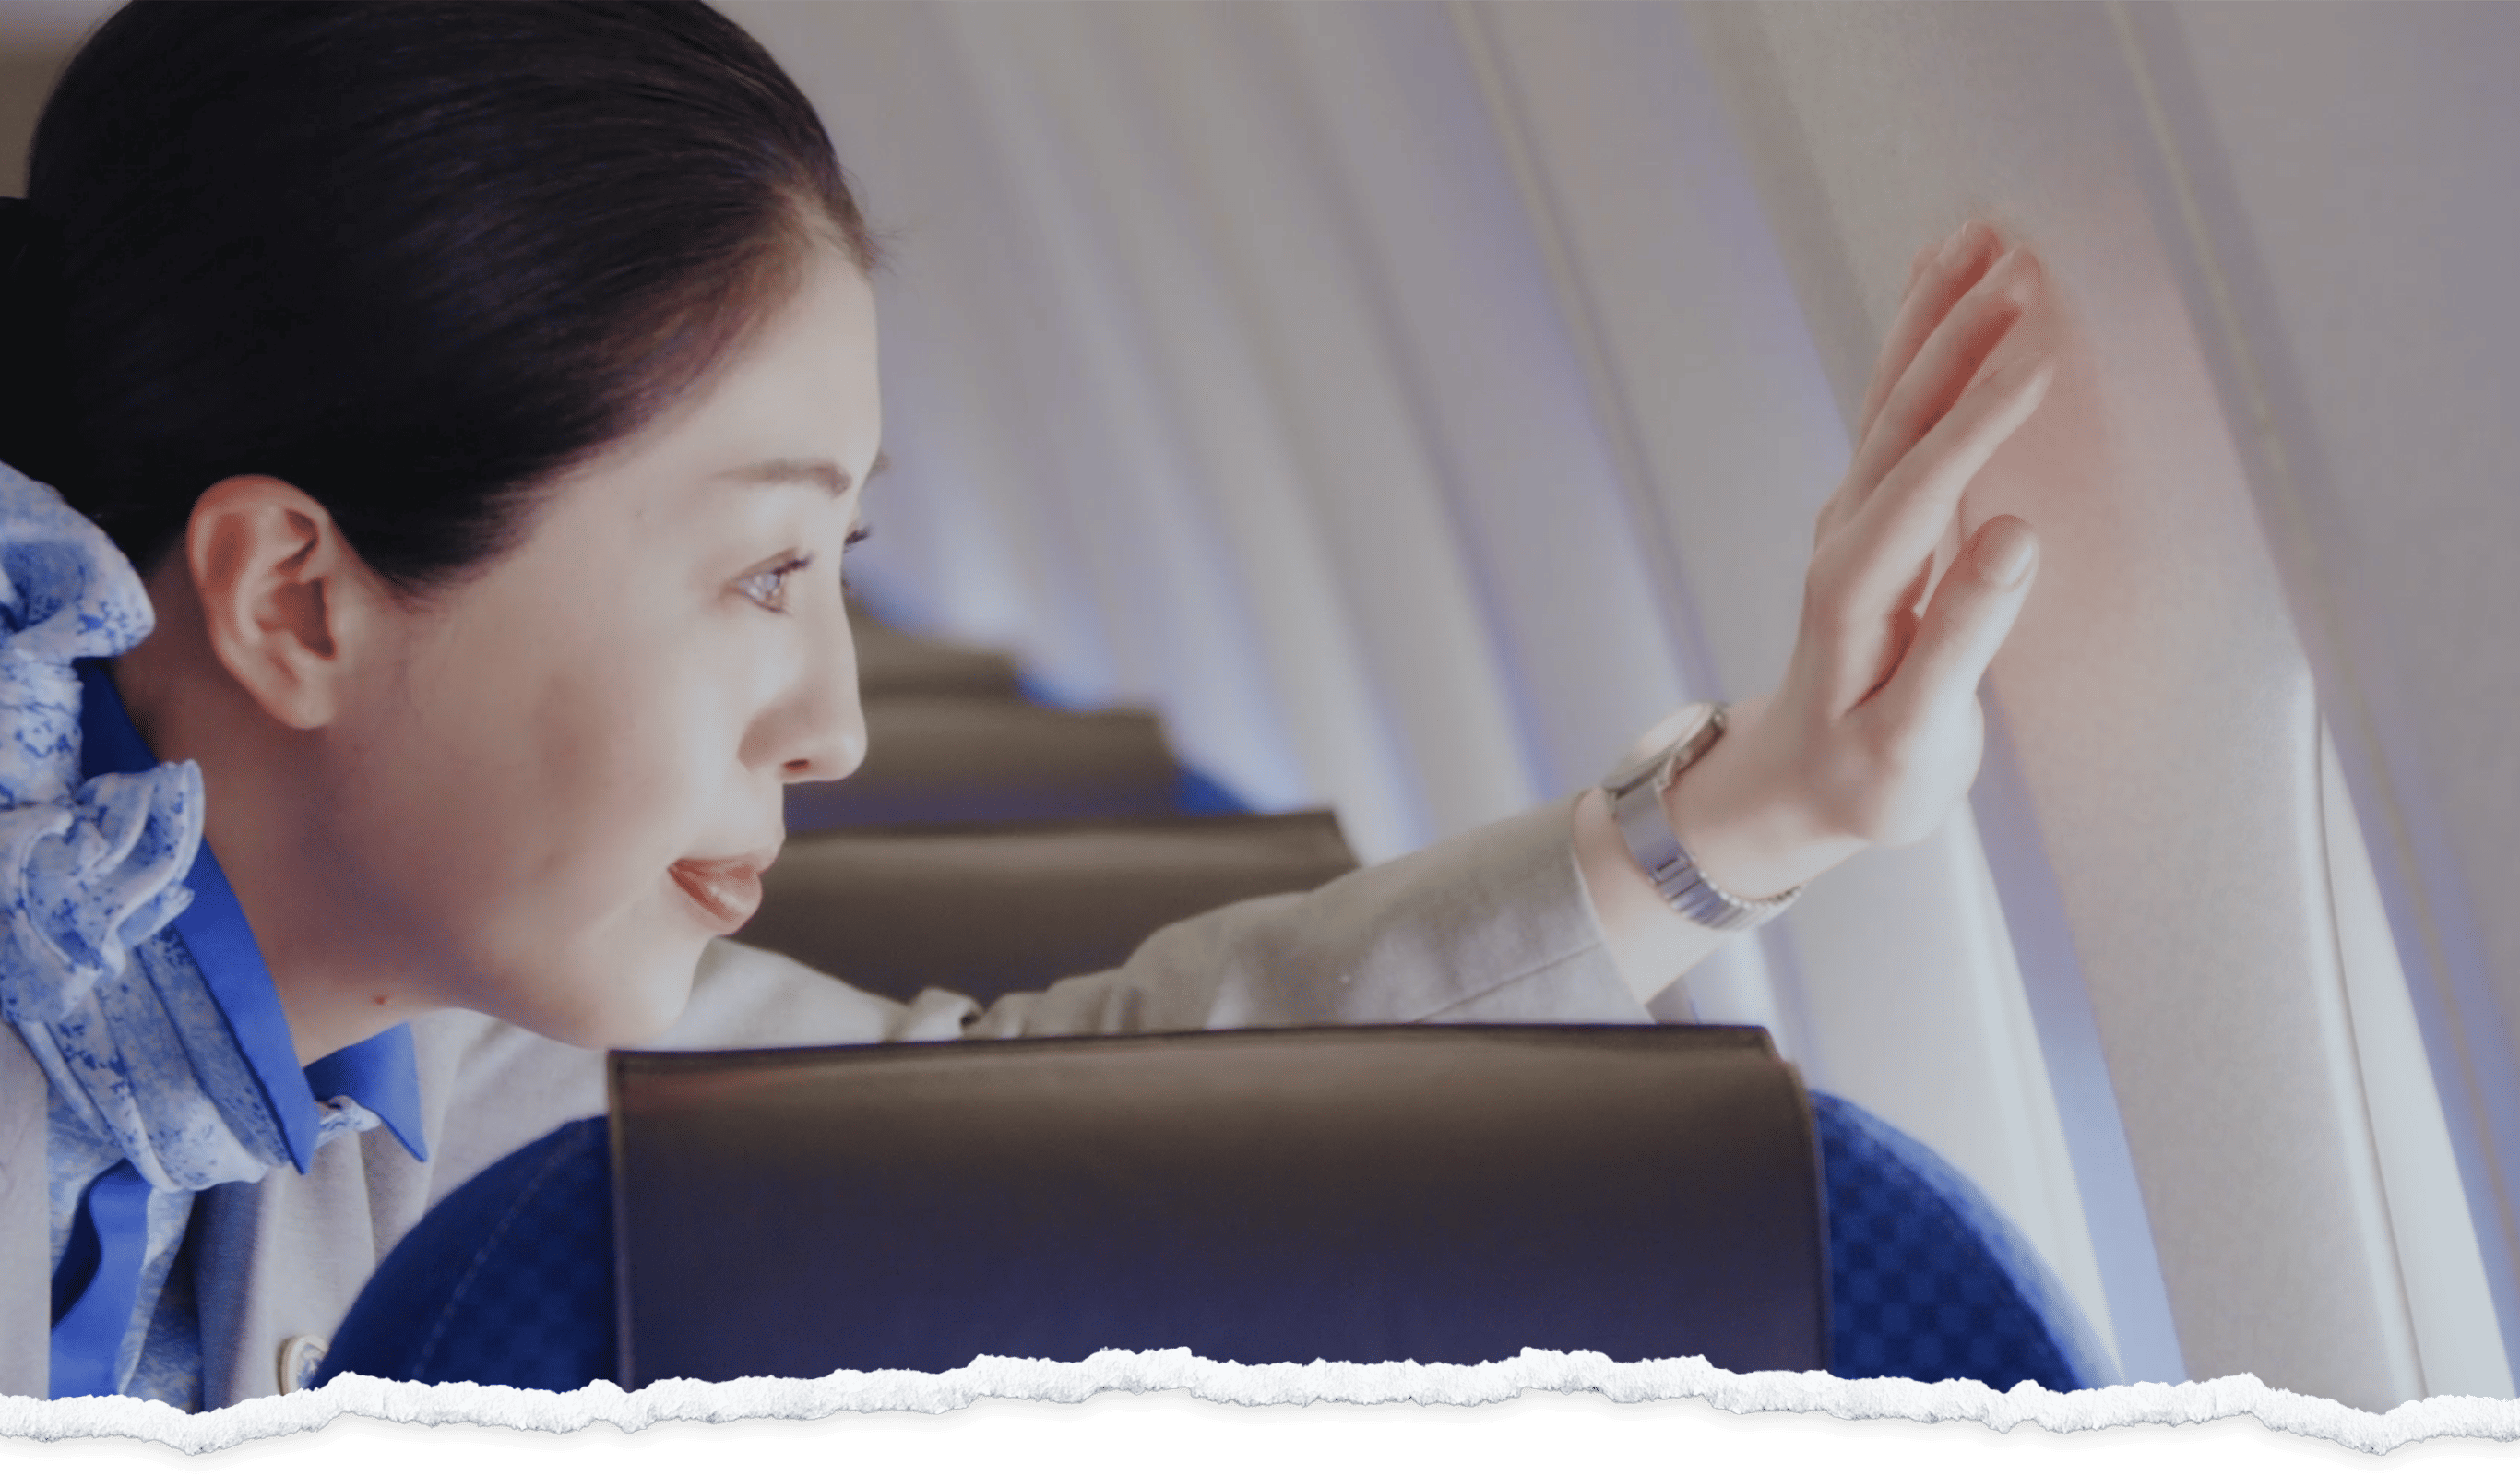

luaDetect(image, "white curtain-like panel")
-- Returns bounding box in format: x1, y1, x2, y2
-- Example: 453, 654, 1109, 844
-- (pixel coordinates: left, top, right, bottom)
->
1680, 0, 2431, 1409
719, 0, 2514, 1409
2116, 0, 2520, 1404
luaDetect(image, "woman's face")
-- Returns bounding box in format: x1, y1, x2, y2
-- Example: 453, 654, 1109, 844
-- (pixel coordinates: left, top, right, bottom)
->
323, 244, 880, 1048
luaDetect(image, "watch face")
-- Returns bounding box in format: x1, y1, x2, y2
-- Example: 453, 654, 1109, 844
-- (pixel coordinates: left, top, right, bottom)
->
1603, 702, 1722, 793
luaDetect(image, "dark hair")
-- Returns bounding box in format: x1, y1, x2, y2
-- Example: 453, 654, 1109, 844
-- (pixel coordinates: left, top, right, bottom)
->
0, 0, 878, 598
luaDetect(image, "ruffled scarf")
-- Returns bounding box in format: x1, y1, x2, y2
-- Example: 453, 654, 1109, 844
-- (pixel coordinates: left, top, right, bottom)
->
0, 460, 294, 1192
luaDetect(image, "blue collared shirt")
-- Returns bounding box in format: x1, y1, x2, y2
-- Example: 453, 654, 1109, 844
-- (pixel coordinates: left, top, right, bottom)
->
48, 661, 429, 1401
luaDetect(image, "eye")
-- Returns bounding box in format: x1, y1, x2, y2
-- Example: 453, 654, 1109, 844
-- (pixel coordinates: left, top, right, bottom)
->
840, 523, 872, 593
739, 554, 814, 613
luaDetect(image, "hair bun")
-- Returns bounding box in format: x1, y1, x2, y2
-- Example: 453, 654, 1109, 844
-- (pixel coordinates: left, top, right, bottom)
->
0, 196, 58, 308
0, 196, 76, 488
0, 196, 37, 254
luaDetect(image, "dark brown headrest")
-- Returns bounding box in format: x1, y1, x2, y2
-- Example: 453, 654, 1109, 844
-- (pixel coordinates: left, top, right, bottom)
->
609, 1024, 1826, 1386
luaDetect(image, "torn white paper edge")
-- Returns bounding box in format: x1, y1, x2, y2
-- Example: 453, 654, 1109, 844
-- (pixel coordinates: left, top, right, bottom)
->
3, 1350, 2517, 1455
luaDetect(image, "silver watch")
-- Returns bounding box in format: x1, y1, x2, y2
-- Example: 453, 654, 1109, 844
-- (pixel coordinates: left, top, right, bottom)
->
1599, 701, 1801, 932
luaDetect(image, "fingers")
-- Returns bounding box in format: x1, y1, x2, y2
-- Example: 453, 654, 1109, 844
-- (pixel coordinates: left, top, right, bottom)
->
1814, 350, 2053, 708
1862, 514, 2039, 738
1826, 223, 2014, 554
1855, 220, 2003, 452
1853, 349, 2051, 604
1847, 243, 2041, 509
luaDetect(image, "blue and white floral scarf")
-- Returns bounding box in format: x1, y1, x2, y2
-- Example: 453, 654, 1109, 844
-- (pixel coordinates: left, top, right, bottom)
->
0, 459, 295, 1194
0, 461, 410, 1403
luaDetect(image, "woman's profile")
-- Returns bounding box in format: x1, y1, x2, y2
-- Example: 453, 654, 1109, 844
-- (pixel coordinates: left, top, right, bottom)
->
0, 0, 2052, 1409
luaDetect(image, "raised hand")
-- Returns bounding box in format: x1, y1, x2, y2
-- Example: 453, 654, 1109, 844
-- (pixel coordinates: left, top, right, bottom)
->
1667, 219, 2054, 900
1576, 220, 2056, 995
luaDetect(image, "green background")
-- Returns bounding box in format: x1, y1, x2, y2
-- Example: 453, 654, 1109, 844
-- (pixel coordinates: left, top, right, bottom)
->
9, 1400, 2510, 1470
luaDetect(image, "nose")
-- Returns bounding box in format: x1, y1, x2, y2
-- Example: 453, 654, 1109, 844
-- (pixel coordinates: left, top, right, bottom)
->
770, 599, 869, 785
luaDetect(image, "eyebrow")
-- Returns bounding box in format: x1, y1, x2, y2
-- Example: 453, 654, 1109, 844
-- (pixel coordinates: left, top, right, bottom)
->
713, 449, 890, 497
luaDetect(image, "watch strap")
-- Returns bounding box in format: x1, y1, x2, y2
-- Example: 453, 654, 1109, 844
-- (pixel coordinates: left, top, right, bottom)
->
1601, 703, 1801, 933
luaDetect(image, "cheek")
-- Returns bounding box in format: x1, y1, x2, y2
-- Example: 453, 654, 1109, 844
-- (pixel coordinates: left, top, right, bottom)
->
514, 670, 703, 875
506, 661, 758, 1044
480, 652, 749, 937
347, 620, 750, 1033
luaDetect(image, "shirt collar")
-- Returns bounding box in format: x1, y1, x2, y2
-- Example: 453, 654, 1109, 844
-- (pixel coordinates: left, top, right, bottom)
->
74, 659, 428, 1170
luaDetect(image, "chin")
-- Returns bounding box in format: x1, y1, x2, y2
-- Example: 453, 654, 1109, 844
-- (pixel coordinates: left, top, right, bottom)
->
520, 936, 708, 1052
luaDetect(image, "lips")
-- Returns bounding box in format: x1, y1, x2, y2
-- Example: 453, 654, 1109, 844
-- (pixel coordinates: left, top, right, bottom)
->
669, 849, 777, 934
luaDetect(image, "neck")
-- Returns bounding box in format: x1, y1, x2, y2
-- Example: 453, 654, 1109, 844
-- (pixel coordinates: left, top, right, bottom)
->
112, 564, 441, 1065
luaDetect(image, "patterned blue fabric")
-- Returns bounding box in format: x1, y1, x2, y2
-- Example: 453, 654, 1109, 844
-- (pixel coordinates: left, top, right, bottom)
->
1813, 1091, 2117, 1391
0, 463, 237, 1194
0, 461, 428, 1403
326, 1094, 2121, 1392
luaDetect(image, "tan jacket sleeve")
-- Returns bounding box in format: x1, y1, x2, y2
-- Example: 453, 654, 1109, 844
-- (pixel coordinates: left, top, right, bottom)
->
645, 790, 1644, 1047
959, 792, 1646, 1037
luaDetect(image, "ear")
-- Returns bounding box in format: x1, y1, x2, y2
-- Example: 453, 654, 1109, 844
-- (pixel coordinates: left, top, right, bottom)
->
184, 475, 393, 732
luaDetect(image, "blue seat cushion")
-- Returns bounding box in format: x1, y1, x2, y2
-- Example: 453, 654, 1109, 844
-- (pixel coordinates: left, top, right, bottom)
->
318, 1118, 614, 1391
1813, 1092, 2116, 1390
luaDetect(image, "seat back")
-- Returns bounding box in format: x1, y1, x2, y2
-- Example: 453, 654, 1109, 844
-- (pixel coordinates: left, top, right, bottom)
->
732, 809, 1359, 1005
608, 1025, 1827, 1387
785, 697, 1186, 831
319, 1075, 2119, 1397
851, 616, 1025, 700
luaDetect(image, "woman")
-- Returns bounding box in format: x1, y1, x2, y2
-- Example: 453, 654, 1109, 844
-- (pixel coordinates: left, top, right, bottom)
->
0, 1, 2050, 1410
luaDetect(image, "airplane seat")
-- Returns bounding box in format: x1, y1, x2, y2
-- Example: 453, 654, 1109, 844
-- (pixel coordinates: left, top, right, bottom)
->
792, 607, 1252, 832
733, 809, 1359, 1006
321, 1026, 1835, 1391
315, 1077, 2109, 1395
1813, 1094, 2118, 1391
784, 696, 1195, 830
317, 1115, 616, 1395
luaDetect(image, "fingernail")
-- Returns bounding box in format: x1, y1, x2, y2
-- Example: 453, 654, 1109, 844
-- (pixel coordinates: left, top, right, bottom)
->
1938, 220, 1979, 267
1986, 525, 2038, 588
1998, 248, 2043, 304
